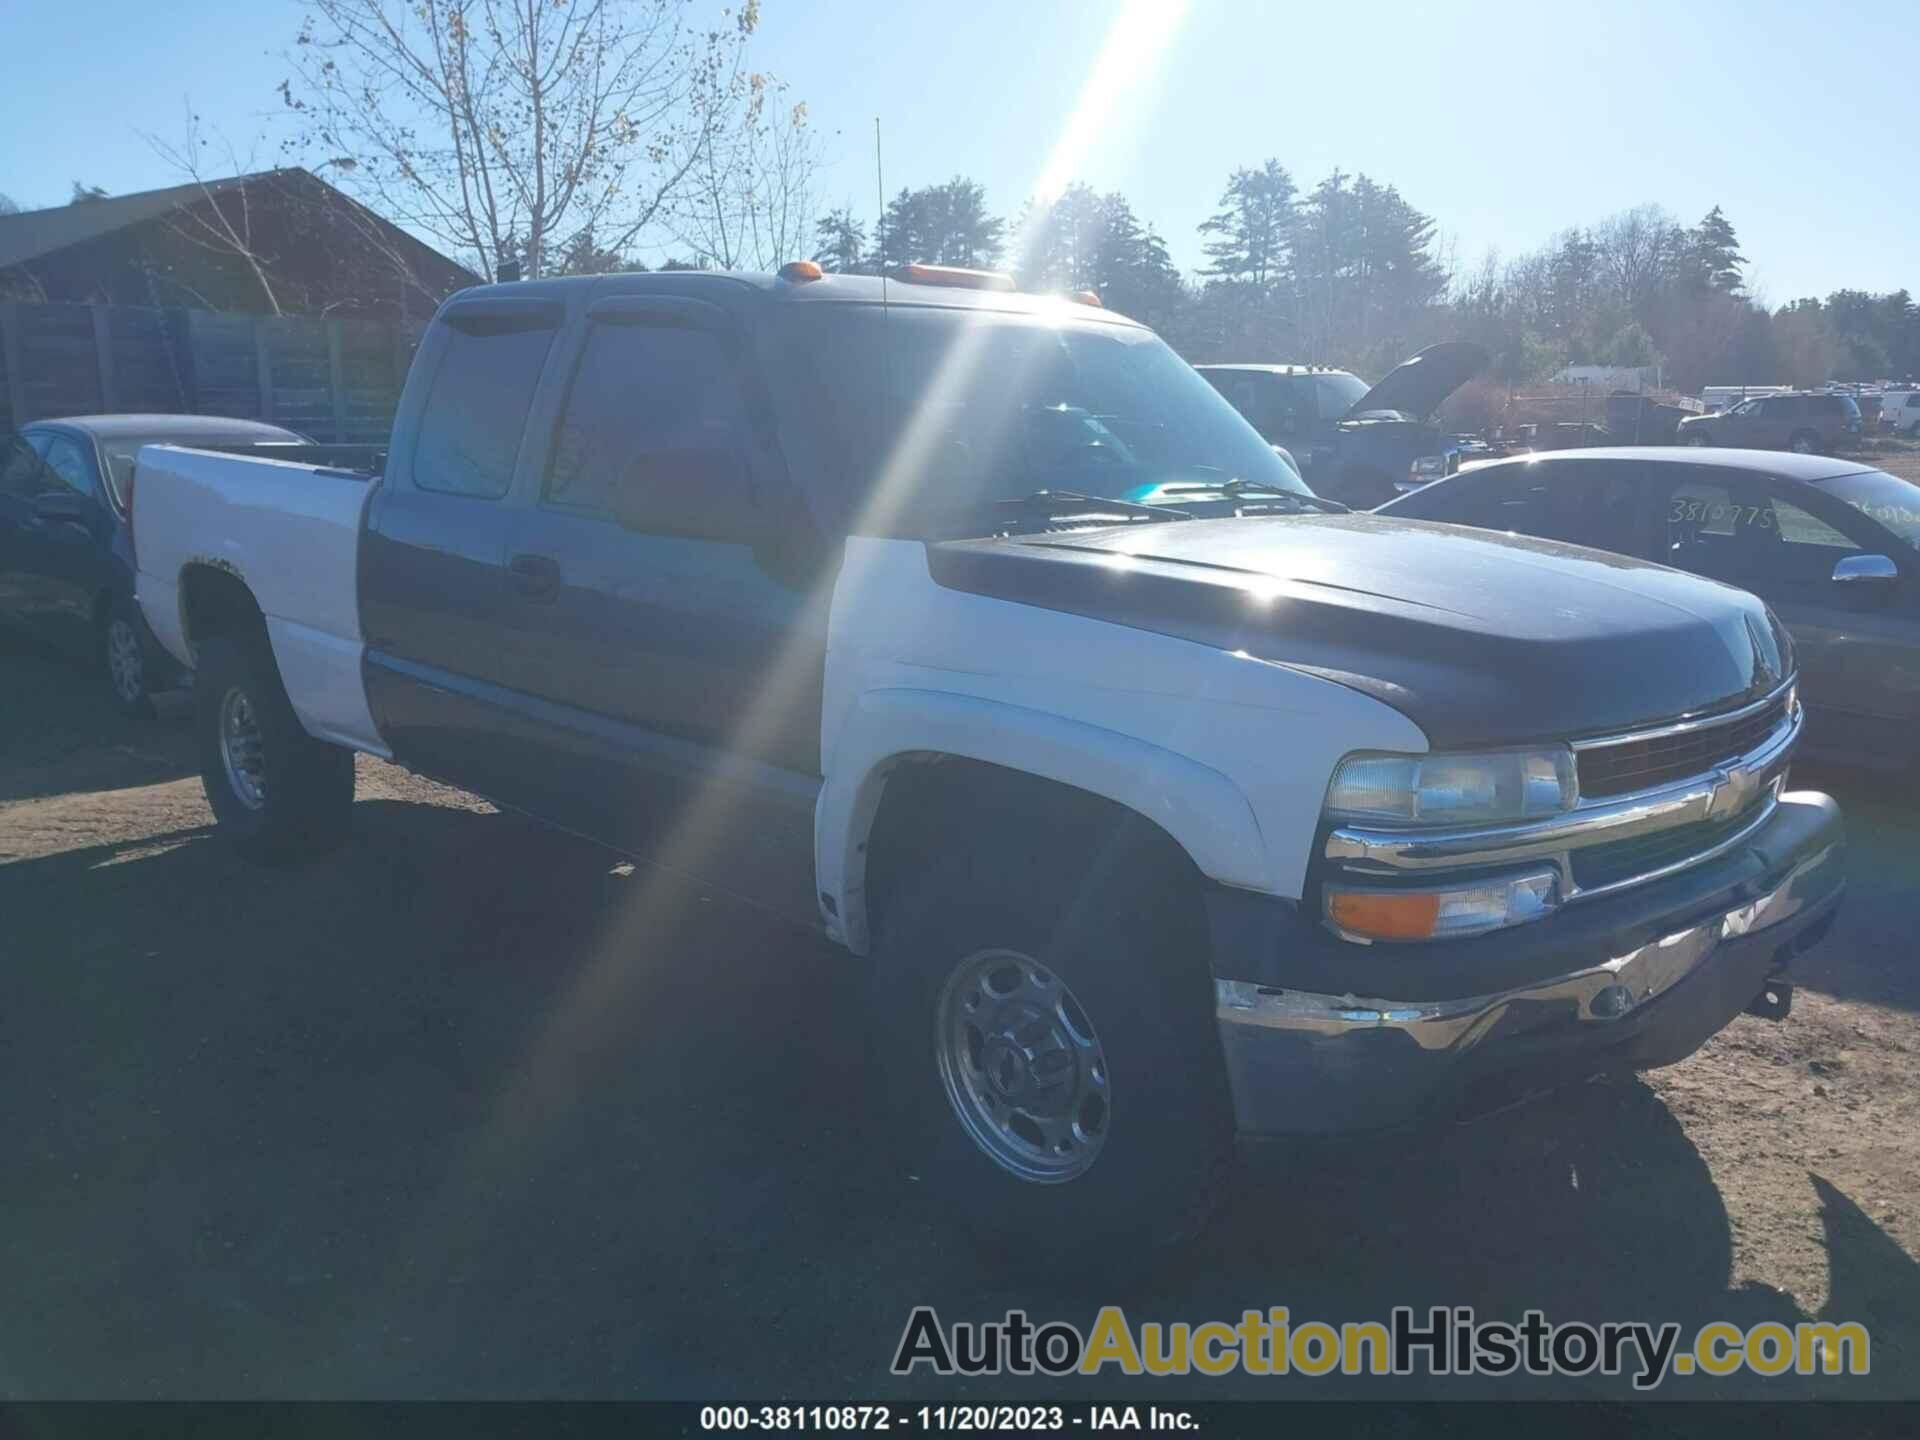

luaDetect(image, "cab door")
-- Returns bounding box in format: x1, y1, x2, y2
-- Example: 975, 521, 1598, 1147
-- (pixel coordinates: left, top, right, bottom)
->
483, 294, 827, 920
359, 294, 567, 804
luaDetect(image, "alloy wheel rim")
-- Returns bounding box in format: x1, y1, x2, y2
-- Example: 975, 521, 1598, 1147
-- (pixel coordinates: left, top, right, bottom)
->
219, 686, 268, 810
933, 948, 1111, 1184
107, 619, 143, 704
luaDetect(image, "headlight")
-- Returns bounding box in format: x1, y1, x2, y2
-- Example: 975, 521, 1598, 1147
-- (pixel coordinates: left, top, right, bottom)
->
1325, 748, 1578, 826
1408, 453, 1449, 481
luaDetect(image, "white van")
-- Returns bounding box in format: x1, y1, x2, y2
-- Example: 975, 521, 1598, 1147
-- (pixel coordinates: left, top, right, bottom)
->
1880, 390, 1920, 435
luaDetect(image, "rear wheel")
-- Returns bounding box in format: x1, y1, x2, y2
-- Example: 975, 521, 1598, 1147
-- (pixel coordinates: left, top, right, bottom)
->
99, 594, 154, 720
1788, 429, 1820, 455
868, 812, 1233, 1274
195, 633, 354, 862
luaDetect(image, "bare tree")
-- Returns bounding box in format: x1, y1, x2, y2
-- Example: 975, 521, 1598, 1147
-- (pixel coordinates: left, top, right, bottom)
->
144, 107, 287, 314
665, 70, 819, 270
1592, 204, 1684, 312
281, 0, 761, 281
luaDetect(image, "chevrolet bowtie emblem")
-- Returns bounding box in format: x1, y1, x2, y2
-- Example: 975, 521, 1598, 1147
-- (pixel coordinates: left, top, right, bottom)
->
1708, 760, 1764, 819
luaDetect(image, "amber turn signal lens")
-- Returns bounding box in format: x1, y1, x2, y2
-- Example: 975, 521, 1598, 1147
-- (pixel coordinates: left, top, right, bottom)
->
1326, 890, 1442, 941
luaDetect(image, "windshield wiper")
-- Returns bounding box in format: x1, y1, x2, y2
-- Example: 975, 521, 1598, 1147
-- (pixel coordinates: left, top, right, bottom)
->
1154, 479, 1350, 514
991, 488, 1195, 523
1219, 479, 1349, 512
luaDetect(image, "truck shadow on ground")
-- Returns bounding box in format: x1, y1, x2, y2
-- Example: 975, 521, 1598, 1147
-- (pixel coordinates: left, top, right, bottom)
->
1, 796, 1915, 1399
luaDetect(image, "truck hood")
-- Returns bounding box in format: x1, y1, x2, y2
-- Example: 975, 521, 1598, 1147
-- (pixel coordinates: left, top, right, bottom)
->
925, 514, 1792, 748
1348, 341, 1488, 420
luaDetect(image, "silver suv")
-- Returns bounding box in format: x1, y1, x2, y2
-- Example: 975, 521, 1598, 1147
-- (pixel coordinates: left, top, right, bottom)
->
1678, 391, 1862, 454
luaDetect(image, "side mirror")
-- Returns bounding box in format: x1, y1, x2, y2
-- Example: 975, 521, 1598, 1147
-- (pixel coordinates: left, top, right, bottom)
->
1833, 553, 1898, 584
32, 490, 93, 525
610, 447, 768, 544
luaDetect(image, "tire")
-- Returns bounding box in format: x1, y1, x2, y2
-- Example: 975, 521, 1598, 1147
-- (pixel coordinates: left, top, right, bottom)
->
868, 813, 1233, 1276
194, 633, 355, 863
1788, 430, 1820, 455
99, 593, 155, 721
1683, 429, 1712, 446
1906, 421, 1920, 440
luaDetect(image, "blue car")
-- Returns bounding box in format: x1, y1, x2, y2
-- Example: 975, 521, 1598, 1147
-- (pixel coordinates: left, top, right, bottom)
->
0, 414, 304, 716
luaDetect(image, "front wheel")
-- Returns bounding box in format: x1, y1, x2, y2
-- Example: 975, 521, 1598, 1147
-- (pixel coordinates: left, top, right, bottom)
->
1684, 429, 1712, 446
195, 633, 355, 862
868, 822, 1233, 1273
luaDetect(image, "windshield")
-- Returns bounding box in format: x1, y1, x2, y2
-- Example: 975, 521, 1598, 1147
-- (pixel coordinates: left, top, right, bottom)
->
769, 303, 1311, 537
1820, 468, 1920, 549
1313, 372, 1371, 418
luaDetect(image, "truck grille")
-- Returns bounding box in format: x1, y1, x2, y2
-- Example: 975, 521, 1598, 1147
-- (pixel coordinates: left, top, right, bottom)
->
1571, 810, 1755, 891
1576, 693, 1789, 800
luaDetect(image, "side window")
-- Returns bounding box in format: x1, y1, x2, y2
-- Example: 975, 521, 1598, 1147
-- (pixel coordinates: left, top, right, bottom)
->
1535, 462, 1644, 555
413, 322, 556, 498
1, 435, 47, 498
1762, 395, 1805, 419
1655, 468, 1857, 586
1413, 464, 1549, 531
543, 322, 750, 517
40, 436, 99, 499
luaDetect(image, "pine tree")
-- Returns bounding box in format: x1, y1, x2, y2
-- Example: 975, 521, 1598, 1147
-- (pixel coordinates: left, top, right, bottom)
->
1687, 206, 1746, 295
811, 208, 869, 273
1197, 160, 1296, 291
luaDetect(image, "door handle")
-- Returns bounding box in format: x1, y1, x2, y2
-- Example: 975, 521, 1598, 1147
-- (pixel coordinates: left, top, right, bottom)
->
508, 552, 561, 601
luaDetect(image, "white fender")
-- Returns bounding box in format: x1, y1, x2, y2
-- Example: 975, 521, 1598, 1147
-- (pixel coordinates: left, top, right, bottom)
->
816, 687, 1269, 953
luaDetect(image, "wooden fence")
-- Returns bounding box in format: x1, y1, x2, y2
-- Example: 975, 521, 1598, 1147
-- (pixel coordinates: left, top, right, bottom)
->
0, 302, 424, 443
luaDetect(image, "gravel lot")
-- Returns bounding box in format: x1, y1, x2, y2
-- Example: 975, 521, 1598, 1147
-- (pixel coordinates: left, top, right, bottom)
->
2, 624, 1917, 1401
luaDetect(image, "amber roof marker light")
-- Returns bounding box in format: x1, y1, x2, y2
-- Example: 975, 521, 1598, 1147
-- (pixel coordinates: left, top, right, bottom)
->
889, 263, 1017, 292
779, 260, 825, 283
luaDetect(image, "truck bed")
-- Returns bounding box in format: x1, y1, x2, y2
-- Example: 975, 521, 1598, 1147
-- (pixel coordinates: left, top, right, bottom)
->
132, 444, 389, 756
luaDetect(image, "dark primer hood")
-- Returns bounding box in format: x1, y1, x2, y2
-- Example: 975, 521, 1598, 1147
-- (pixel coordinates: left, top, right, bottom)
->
1348, 341, 1488, 420
926, 514, 1793, 749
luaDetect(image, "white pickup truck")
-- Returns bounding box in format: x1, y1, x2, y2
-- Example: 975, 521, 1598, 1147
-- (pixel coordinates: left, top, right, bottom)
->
135, 266, 1845, 1261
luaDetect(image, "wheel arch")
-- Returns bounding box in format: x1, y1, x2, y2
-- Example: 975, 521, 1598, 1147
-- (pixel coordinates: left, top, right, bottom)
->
815, 688, 1270, 954
176, 560, 268, 661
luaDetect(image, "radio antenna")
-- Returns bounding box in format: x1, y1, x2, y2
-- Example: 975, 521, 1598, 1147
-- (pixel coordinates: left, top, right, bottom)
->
875, 115, 898, 447
875, 117, 889, 314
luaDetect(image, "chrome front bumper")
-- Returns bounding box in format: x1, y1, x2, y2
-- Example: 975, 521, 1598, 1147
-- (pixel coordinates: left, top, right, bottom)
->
1216, 790, 1845, 1135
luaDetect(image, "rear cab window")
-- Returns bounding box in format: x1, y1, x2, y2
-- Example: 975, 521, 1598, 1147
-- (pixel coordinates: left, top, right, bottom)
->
412, 306, 560, 498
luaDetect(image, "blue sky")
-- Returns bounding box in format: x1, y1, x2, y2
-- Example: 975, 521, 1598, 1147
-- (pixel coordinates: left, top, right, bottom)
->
2, 0, 1908, 303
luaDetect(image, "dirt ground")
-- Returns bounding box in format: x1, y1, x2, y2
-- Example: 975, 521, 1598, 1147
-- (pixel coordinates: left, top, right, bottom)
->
1858, 433, 1920, 485
2, 626, 1917, 1402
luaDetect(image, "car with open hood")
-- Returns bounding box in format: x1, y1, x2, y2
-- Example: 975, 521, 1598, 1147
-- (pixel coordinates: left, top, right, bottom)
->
128, 266, 1842, 1268
1196, 340, 1487, 507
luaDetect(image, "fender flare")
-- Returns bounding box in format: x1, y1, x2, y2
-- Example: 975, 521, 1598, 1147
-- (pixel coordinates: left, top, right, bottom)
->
815, 687, 1272, 953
